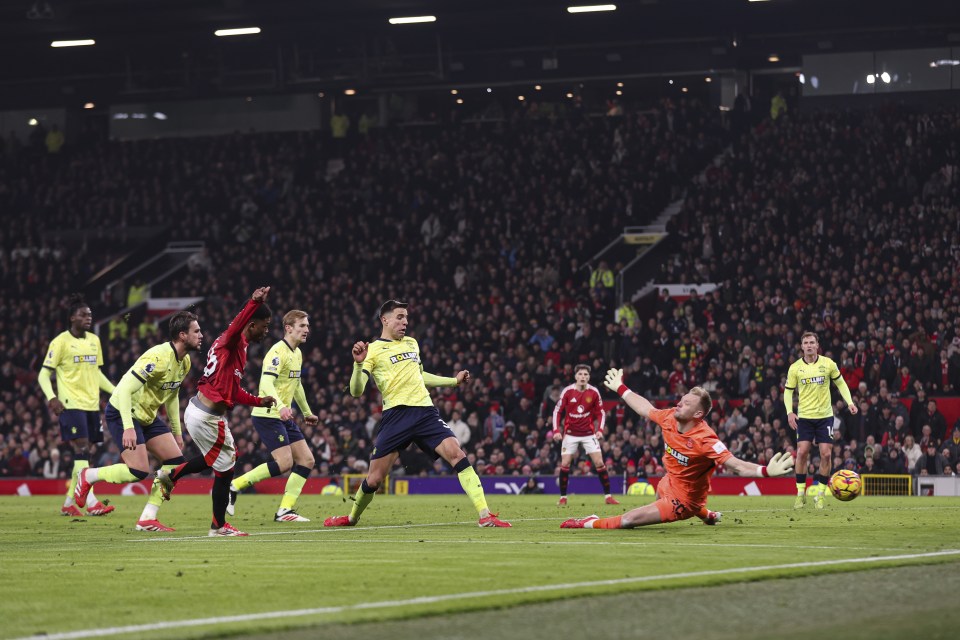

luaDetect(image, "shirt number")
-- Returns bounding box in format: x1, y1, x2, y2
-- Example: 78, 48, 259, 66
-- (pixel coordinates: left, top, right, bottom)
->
203, 352, 218, 377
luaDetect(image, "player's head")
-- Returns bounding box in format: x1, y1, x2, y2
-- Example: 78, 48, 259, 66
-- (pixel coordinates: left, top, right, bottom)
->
65, 293, 92, 332
247, 303, 273, 342
574, 364, 590, 387
168, 310, 202, 351
283, 310, 309, 344
800, 331, 819, 356
379, 299, 408, 340
676, 386, 712, 422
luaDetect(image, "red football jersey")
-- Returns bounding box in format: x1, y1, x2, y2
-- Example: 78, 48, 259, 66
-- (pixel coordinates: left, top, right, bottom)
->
198, 299, 264, 409
553, 384, 605, 437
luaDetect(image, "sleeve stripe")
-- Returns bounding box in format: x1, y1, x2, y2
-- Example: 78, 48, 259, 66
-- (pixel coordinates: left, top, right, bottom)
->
784, 386, 796, 390
132, 372, 146, 384
830, 374, 842, 380
42, 365, 55, 371
264, 372, 279, 377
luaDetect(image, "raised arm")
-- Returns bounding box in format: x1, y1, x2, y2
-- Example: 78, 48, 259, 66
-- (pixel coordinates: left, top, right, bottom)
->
222, 287, 269, 347
603, 368, 655, 419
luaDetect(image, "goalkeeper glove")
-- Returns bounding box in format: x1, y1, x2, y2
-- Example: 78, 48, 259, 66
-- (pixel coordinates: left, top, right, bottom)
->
760, 451, 795, 477
604, 368, 624, 393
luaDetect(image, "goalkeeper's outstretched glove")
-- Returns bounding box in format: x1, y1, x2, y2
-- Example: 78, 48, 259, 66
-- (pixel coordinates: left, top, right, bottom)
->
603, 368, 624, 393
762, 451, 795, 477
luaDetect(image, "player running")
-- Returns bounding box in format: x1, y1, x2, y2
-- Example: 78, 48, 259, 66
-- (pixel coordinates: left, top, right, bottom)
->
785, 331, 857, 510
74, 310, 203, 532
228, 309, 319, 522
38, 293, 116, 517
324, 299, 510, 528
560, 368, 794, 529
155, 288, 276, 537
553, 364, 619, 506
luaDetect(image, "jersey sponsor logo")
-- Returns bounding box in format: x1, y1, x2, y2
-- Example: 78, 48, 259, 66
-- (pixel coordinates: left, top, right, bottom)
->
160, 381, 182, 391
288, 370, 301, 378
72, 355, 98, 364
665, 443, 690, 466
234, 368, 243, 379
800, 376, 826, 386
388, 351, 420, 365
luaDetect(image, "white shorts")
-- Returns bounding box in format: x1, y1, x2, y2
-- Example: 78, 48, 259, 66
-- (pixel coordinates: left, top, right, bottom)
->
184, 397, 236, 473
561, 434, 601, 456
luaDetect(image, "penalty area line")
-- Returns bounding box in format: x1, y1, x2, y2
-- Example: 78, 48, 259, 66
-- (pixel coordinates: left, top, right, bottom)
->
17, 549, 960, 640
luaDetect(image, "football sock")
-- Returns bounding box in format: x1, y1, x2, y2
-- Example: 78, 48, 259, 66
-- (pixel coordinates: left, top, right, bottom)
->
697, 506, 710, 519
597, 465, 611, 495
279, 465, 310, 512
456, 464, 489, 516
233, 459, 282, 491
67, 458, 89, 503
590, 515, 622, 529
815, 474, 829, 495
171, 456, 209, 482
795, 473, 806, 495
559, 466, 570, 497
93, 464, 147, 484
349, 480, 377, 523
211, 468, 234, 530
146, 460, 183, 510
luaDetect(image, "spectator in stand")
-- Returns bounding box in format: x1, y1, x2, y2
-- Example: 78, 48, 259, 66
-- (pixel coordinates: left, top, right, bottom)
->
915, 441, 946, 476
902, 435, 923, 470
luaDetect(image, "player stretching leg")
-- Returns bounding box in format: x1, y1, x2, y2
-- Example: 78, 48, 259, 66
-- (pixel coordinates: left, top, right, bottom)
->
38, 294, 116, 517
561, 369, 794, 530
324, 300, 510, 528
74, 311, 203, 532
156, 288, 276, 537
553, 364, 619, 506
785, 332, 857, 510
229, 310, 319, 522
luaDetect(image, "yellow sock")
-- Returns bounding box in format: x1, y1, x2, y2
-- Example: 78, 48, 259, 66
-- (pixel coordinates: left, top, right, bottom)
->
350, 484, 375, 522
279, 469, 308, 512
457, 466, 489, 516
796, 482, 806, 495
97, 464, 140, 484
147, 464, 177, 507
234, 462, 273, 491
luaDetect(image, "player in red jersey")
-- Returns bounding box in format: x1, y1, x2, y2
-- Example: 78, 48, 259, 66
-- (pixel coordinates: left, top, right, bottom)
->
155, 287, 276, 536
553, 364, 619, 506
561, 368, 794, 530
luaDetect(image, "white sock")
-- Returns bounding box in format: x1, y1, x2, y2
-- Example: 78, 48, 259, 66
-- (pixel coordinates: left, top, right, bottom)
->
584, 520, 596, 529
140, 502, 159, 521
86, 486, 99, 506
86, 468, 101, 483
63, 495, 75, 508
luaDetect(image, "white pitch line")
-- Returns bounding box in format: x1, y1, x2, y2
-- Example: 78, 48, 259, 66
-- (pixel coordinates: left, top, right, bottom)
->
16, 549, 960, 640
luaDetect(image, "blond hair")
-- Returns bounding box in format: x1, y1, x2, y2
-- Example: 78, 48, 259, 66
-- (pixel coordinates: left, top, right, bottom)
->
689, 386, 712, 417
283, 310, 308, 328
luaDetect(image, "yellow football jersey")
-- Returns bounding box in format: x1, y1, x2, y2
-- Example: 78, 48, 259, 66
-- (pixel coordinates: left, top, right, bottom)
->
362, 337, 432, 410
785, 355, 842, 419
41, 331, 105, 411
253, 339, 305, 418
110, 342, 190, 425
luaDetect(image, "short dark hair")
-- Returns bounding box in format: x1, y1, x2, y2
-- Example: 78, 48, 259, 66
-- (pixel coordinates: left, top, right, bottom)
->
574, 364, 591, 374
251, 303, 272, 321
64, 293, 88, 318
378, 299, 408, 319
168, 310, 198, 340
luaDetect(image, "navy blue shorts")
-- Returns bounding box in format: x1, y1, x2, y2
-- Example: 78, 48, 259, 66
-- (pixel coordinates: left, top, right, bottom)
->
59, 410, 104, 444
252, 416, 305, 452
105, 403, 171, 447
371, 406, 454, 460
797, 417, 833, 444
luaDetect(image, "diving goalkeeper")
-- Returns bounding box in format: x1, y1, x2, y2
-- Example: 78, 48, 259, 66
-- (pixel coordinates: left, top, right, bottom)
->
561, 369, 795, 529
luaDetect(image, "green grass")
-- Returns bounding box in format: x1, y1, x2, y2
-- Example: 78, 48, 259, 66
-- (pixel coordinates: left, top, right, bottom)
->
1, 494, 959, 640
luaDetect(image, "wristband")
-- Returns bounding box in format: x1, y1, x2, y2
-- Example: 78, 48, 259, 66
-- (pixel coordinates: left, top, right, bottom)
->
617, 384, 631, 398
760, 466, 769, 478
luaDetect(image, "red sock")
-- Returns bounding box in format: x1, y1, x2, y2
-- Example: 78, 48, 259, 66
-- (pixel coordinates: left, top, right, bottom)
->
592, 515, 622, 529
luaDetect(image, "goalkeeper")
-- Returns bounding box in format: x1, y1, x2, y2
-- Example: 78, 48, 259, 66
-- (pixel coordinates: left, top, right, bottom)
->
561, 369, 795, 530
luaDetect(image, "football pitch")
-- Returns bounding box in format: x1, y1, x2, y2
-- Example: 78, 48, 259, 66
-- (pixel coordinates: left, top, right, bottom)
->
2, 494, 959, 640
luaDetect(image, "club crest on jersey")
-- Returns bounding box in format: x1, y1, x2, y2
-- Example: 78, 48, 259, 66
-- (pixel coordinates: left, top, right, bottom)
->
586, 396, 593, 403
665, 443, 689, 466
389, 351, 420, 365
800, 376, 825, 385
686, 437, 694, 448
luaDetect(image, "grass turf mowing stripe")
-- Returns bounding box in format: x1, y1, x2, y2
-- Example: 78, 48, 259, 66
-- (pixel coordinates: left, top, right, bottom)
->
17, 549, 960, 640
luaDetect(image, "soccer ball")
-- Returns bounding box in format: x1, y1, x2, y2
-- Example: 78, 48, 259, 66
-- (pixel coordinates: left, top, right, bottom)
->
321, 484, 344, 496
829, 470, 862, 501
627, 481, 655, 496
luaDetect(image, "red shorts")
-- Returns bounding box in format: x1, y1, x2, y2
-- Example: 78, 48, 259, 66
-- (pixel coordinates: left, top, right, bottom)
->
654, 476, 700, 523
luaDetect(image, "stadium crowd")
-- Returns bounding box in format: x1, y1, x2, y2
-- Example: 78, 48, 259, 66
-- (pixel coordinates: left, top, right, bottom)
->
2, 98, 960, 488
